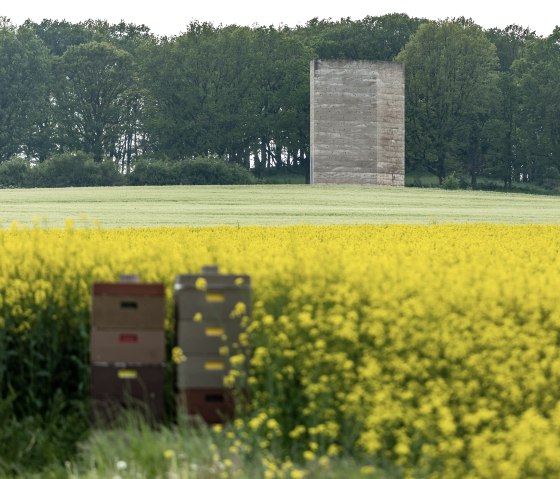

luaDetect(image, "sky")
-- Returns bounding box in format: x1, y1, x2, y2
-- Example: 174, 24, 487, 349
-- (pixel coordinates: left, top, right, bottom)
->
2, 0, 559, 38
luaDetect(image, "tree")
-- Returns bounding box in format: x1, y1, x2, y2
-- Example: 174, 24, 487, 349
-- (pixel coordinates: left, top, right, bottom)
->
511, 28, 560, 185
141, 23, 313, 173
140, 22, 241, 160
22, 19, 94, 56
484, 25, 536, 187
0, 20, 52, 162
23, 18, 154, 56
54, 41, 139, 163
248, 27, 314, 176
397, 19, 500, 185
486, 24, 537, 71
294, 14, 425, 61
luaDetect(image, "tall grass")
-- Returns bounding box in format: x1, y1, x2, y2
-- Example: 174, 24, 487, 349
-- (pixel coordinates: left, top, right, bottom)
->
64, 412, 389, 479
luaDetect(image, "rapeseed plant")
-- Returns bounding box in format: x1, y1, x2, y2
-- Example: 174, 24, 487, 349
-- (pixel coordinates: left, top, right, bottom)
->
2, 224, 560, 477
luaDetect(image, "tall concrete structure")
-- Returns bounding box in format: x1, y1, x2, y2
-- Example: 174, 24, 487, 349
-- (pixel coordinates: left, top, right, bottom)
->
310, 60, 405, 185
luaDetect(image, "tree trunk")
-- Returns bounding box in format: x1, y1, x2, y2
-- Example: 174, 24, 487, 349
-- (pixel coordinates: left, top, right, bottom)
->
470, 140, 480, 189
275, 143, 283, 169
92, 128, 103, 163
437, 154, 446, 184
471, 172, 478, 189
258, 138, 267, 176
303, 153, 310, 184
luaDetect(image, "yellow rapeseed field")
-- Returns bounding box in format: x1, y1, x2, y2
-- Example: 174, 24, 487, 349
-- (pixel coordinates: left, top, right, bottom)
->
2, 222, 560, 478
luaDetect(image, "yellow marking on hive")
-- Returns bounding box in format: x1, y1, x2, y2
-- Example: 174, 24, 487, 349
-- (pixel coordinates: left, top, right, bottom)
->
205, 360, 225, 371
206, 293, 225, 303
206, 326, 225, 336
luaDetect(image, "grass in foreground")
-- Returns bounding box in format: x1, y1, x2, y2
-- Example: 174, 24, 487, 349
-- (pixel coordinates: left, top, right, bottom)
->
61, 415, 390, 479
2, 184, 560, 228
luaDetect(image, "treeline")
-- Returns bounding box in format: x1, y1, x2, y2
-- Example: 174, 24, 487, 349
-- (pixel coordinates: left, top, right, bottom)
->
0, 152, 255, 187
0, 14, 559, 188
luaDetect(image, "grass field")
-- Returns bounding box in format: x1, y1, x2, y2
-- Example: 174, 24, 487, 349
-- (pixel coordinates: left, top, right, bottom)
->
2, 185, 560, 228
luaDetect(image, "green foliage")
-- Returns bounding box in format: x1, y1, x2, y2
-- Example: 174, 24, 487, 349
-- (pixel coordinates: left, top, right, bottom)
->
0, 22, 52, 162
405, 170, 440, 188
140, 23, 313, 171
0, 393, 87, 476
129, 157, 255, 185
441, 173, 462, 190
397, 19, 500, 185
485, 24, 537, 72
62, 414, 383, 479
543, 166, 560, 188
179, 157, 255, 185
296, 14, 425, 61
127, 157, 178, 186
510, 29, 560, 184
30, 152, 122, 187
23, 19, 95, 56
54, 41, 138, 163
0, 157, 30, 188
258, 167, 307, 184
1, 154, 254, 188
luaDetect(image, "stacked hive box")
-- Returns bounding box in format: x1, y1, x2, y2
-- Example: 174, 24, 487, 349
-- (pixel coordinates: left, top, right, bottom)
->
174, 266, 251, 423
90, 281, 166, 423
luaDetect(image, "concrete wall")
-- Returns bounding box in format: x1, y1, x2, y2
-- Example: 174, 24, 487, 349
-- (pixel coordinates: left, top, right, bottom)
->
310, 60, 405, 185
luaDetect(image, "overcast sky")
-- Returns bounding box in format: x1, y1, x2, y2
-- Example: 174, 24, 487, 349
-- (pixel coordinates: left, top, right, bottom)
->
2, 0, 559, 37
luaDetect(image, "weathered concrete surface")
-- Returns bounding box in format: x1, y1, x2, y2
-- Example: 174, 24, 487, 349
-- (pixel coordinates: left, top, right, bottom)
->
310, 60, 405, 186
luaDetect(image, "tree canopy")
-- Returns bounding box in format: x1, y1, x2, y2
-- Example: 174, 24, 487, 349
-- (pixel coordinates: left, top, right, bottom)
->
397, 19, 500, 186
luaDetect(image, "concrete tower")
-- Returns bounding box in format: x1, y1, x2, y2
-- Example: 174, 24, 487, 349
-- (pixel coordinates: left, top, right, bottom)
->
310, 60, 405, 185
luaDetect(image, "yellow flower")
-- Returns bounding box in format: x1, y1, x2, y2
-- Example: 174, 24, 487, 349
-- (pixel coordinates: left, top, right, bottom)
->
327, 444, 340, 457
266, 418, 281, 433
171, 346, 187, 364
34, 289, 47, 306
290, 470, 306, 479
230, 301, 247, 318
238, 332, 249, 346
394, 442, 410, 457
303, 450, 315, 461
223, 373, 235, 387
195, 277, 207, 291
289, 425, 306, 439
230, 353, 245, 367
5, 223, 560, 478
15, 321, 31, 334
163, 449, 174, 459
359, 465, 376, 476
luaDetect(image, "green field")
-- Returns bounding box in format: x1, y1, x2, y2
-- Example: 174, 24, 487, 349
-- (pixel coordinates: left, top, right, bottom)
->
2, 184, 560, 228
